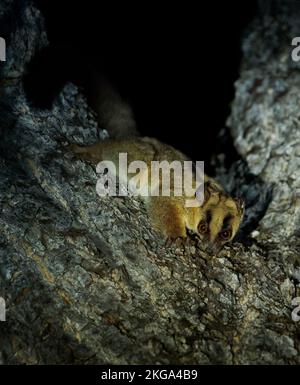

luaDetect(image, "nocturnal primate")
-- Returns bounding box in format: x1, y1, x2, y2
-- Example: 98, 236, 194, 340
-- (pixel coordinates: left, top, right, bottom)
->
70, 72, 245, 254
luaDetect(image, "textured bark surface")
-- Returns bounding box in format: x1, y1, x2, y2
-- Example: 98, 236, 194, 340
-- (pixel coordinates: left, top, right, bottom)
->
0, 0, 300, 364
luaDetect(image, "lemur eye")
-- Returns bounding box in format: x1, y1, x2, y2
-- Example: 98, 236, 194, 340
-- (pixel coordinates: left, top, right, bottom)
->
220, 229, 231, 240
198, 221, 208, 234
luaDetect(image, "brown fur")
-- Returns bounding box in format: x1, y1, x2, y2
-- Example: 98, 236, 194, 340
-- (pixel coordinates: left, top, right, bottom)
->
69, 138, 244, 253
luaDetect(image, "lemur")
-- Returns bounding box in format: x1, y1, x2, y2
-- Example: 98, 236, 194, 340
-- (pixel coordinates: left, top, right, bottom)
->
69, 70, 244, 255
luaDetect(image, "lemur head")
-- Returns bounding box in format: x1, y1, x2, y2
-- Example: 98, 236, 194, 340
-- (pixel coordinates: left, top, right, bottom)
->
196, 182, 245, 255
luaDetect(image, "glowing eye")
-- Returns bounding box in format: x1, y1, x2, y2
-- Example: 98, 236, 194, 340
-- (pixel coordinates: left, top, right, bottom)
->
220, 230, 231, 240
198, 221, 208, 234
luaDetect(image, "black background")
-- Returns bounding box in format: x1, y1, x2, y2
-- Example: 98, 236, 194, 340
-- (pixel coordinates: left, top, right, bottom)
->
26, 1, 258, 170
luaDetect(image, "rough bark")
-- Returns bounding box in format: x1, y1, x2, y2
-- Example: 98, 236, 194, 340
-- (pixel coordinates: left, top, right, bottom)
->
0, 0, 299, 364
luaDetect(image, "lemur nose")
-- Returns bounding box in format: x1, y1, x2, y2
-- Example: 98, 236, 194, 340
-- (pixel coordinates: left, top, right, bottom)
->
205, 242, 219, 256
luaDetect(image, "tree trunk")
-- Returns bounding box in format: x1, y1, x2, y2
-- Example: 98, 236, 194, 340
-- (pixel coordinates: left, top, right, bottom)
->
0, 0, 299, 364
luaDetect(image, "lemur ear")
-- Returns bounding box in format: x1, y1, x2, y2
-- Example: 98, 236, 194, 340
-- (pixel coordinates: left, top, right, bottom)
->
204, 181, 213, 202
234, 197, 245, 215
204, 180, 221, 202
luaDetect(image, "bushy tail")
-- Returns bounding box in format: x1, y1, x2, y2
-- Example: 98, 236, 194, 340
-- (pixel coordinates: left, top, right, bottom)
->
87, 67, 138, 139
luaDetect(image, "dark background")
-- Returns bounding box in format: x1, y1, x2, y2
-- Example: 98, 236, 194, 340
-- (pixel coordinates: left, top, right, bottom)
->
25, 1, 258, 172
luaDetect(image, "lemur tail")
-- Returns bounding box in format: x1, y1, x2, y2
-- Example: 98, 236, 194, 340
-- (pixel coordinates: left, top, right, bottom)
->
87, 67, 138, 139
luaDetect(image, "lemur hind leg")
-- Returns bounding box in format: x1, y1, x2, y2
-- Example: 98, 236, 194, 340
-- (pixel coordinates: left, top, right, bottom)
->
147, 196, 187, 239
68, 142, 105, 164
